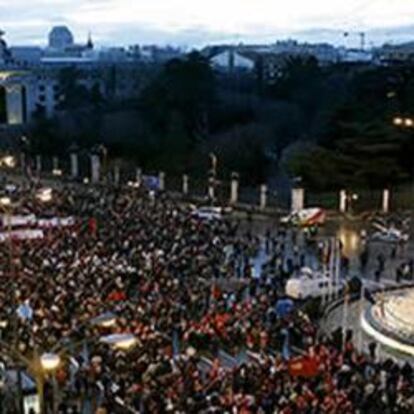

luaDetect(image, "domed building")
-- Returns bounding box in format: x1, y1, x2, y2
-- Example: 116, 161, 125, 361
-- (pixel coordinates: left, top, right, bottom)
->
48, 26, 74, 50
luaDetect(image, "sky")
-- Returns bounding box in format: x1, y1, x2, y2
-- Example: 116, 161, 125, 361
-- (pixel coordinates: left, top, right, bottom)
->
1, 0, 414, 48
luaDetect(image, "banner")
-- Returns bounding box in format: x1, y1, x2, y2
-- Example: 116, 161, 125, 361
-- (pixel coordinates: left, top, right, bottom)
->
37, 217, 75, 228
1, 215, 75, 229
0, 229, 44, 242
1, 214, 36, 228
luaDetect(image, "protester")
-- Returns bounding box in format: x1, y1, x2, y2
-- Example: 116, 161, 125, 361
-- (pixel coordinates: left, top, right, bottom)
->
0, 180, 413, 414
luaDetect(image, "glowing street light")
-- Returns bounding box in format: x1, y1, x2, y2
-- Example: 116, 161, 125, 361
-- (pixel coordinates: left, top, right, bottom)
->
0, 156, 16, 168
393, 117, 403, 126
405, 118, 414, 127
40, 353, 61, 371
127, 181, 140, 189
0, 197, 11, 206
393, 116, 414, 128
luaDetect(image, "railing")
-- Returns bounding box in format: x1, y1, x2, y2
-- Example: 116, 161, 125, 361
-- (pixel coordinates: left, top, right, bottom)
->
320, 283, 414, 337
3, 152, 414, 213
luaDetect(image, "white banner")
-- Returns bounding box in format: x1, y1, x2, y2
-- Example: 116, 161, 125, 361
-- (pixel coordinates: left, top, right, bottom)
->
1, 215, 76, 229
1, 214, 36, 228
37, 217, 75, 228
0, 229, 44, 242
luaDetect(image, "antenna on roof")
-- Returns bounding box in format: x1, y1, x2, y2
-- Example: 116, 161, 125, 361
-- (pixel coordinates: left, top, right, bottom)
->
87, 31, 94, 49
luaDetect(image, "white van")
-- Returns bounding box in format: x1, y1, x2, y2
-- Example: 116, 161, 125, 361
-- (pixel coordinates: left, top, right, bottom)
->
286, 268, 342, 299
191, 206, 232, 221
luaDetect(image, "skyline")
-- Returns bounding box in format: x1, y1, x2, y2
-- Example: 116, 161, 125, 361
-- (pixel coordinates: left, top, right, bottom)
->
1, 0, 414, 48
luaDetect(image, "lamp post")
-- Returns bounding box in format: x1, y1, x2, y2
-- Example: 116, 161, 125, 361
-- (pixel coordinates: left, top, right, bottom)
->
40, 353, 60, 414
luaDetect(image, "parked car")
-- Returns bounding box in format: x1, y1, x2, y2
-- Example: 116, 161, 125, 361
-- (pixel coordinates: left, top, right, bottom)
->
371, 227, 409, 243
286, 267, 342, 300
191, 206, 232, 221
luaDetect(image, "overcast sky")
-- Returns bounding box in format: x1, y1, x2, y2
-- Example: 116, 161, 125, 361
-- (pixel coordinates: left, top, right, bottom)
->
1, 0, 414, 48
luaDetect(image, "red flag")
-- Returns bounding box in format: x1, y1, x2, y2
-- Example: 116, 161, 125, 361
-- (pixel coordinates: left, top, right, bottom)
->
107, 290, 126, 302
288, 355, 319, 378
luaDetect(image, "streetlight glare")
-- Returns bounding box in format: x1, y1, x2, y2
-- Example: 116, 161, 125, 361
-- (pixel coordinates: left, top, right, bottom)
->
404, 118, 414, 127
393, 117, 403, 126
0, 197, 11, 206
393, 116, 414, 128
40, 353, 61, 371
0, 156, 16, 168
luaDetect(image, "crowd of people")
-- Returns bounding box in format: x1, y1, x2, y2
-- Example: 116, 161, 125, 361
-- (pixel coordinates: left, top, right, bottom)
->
0, 179, 413, 413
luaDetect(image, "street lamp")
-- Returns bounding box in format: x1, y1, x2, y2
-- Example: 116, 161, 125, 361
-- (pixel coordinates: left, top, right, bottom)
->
0, 156, 16, 168
40, 353, 60, 372
405, 118, 414, 127
393, 116, 414, 128
0, 196, 11, 206
393, 117, 403, 126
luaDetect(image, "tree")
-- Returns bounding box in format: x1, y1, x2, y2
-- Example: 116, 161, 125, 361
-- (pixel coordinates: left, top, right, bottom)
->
141, 52, 216, 147
57, 67, 103, 110
30, 107, 63, 155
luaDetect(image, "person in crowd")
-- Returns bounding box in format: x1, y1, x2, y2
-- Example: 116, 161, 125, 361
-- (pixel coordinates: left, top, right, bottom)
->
0, 180, 413, 413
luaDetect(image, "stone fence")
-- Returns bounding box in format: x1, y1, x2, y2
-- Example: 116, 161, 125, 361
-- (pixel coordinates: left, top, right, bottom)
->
3, 151, 412, 214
